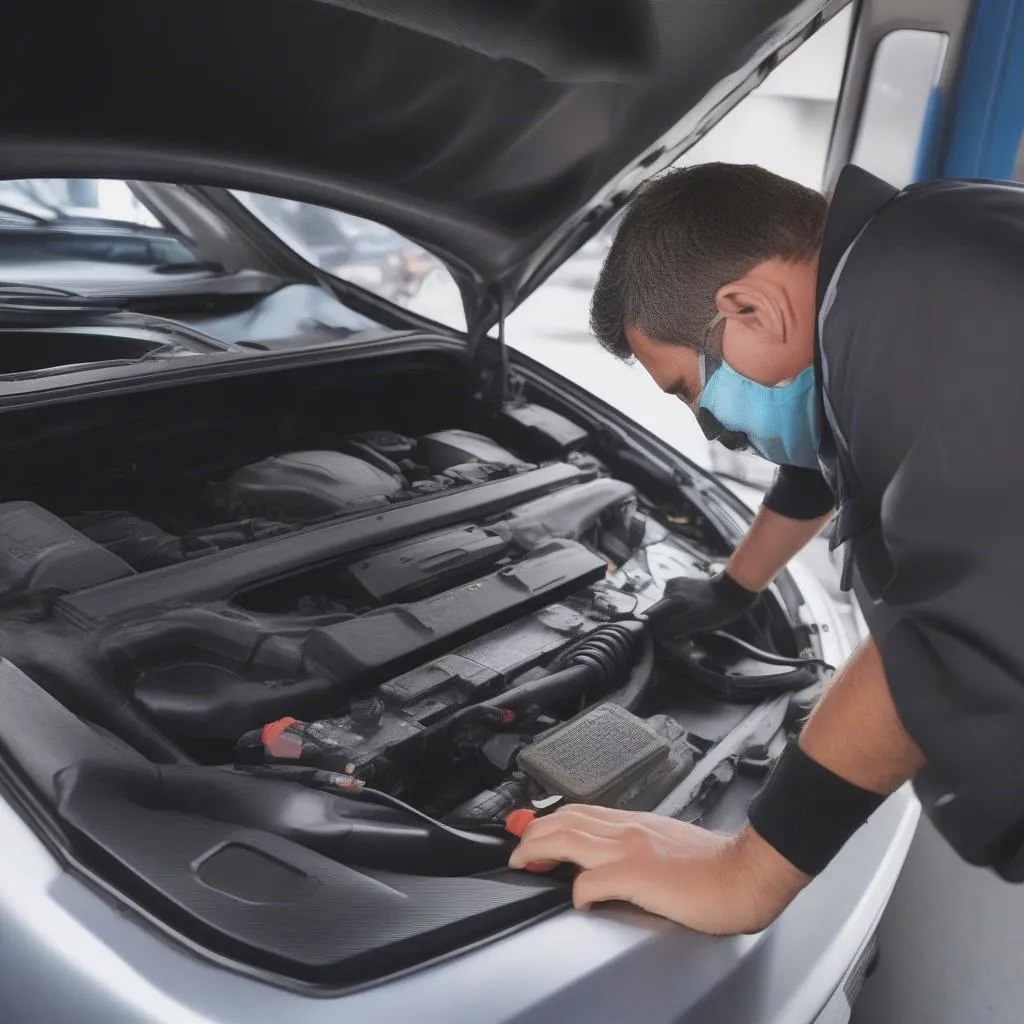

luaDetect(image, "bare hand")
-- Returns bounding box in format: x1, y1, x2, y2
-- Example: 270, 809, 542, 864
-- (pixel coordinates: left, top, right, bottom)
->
508, 805, 809, 935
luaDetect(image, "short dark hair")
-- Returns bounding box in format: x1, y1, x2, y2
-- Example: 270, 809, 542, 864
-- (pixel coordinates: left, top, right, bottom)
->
590, 163, 828, 361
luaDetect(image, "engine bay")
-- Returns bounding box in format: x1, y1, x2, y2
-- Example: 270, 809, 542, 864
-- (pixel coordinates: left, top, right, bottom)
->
0, 354, 829, 836
0, 349, 837, 985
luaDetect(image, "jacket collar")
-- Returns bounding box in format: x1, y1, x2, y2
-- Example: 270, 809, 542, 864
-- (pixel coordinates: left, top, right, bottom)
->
816, 165, 900, 313
814, 165, 899, 482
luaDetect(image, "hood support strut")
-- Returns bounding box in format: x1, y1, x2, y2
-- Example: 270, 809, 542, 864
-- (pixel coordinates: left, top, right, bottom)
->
468, 293, 510, 413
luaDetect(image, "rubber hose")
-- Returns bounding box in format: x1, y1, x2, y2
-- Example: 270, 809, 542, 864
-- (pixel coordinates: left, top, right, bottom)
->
483, 620, 646, 713
605, 627, 655, 711
481, 663, 594, 713
0, 626, 191, 765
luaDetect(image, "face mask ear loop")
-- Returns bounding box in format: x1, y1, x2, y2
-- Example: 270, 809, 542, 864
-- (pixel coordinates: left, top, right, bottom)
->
698, 312, 726, 390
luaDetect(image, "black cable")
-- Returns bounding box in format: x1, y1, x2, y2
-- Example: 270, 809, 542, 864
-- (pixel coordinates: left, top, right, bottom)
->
481, 663, 593, 713
357, 785, 477, 833
234, 763, 508, 847
707, 630, 833, 672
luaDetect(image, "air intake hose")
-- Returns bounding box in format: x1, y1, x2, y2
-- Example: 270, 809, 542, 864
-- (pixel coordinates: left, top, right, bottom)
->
482, 620, 646, 713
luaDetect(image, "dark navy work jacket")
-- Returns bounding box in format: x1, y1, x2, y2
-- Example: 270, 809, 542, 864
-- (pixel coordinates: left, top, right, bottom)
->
763, 165, 1024, 880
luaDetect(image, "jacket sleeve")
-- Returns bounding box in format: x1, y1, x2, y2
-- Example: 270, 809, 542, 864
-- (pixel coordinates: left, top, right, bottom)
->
762, 465, 835, 519
867, 400, 1024, 879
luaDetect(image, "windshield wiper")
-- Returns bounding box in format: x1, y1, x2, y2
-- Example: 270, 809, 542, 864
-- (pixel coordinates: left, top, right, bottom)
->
0, 282, 80, 297
38, 212, 175, 235
0, 282, 122, 325
0, 203, 53, 226
0, 282, 237, 355
152, 259, 226, 275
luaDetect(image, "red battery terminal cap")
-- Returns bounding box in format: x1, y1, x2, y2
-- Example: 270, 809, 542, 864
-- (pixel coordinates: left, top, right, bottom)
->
504, 807, 536, 837
261, 716, 304, 759
504, 807, 550, 873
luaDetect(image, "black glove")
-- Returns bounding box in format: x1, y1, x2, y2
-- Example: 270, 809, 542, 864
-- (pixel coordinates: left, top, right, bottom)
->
645, 571, 759, 640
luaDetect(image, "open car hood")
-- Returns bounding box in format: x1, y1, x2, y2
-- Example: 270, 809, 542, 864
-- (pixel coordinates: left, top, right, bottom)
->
5, 0, 844, 327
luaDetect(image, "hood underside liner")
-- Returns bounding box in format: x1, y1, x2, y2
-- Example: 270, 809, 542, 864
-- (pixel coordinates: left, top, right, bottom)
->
4, 0, 842, 315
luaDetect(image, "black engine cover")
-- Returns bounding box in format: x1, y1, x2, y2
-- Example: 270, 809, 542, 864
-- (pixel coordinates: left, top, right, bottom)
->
305, 539, 606, 688
217, 451, 403, 522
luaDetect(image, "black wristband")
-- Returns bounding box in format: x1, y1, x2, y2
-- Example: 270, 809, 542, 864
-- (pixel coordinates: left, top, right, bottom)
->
747, 741, 887, 876
763, 465, 835, 520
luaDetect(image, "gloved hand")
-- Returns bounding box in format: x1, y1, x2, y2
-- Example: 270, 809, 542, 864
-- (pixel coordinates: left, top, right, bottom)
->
644, 571, 759, 639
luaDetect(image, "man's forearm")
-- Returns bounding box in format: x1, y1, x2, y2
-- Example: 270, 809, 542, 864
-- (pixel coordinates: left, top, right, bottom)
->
799, 636, 925, 793
729, 636, 926, 915
726, 505, 833, 592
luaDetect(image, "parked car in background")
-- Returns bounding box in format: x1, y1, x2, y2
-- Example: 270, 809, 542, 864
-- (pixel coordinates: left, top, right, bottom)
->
237, 192, 439, 304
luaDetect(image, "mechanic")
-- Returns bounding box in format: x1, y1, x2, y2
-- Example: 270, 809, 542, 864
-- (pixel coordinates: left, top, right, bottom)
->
507, 162, 1024, 934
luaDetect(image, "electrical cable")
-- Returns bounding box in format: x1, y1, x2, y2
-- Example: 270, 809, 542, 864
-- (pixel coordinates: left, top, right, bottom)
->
707, 629, 833, 672
234, 762, 508, 847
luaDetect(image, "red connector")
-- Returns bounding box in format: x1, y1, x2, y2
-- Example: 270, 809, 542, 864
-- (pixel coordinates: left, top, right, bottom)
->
504, 807, 550, 873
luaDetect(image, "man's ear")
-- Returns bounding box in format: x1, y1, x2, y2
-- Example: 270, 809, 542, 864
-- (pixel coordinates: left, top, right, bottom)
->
714, 280, 784, 339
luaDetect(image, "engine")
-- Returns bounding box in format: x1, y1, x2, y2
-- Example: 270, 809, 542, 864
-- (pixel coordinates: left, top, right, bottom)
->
49, 428, 542, 573
0, 401, 823, 827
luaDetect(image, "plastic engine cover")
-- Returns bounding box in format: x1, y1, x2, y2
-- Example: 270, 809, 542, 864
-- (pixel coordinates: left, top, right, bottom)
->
419, 430, 528, 473
498, 401, 588, 456
0, 501, 134, 595
345, 525, 512, 601
218, 451, 403, 522
305, 539, 606, 688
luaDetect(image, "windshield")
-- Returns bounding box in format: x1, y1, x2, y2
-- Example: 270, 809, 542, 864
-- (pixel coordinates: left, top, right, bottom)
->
0, 179, 161, 227
0, 177, 221, 289
0, 178, 410, 364
0, 179, 464, 371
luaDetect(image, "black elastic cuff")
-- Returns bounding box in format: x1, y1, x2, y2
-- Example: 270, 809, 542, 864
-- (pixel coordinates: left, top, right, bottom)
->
747, 741, 886, 876
763, 465, 835, 520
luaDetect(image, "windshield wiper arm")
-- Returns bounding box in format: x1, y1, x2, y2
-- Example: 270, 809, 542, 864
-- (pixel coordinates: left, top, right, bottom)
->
0, 281, 83, 297
0, 282, 245, 354
0, 282, 122, 325
0, 203, 53, 226
152, 259, 226, 275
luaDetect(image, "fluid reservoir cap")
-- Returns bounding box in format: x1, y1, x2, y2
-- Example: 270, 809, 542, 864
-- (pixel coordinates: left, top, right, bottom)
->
350, 695, 385, 730
537, 604, 586, 635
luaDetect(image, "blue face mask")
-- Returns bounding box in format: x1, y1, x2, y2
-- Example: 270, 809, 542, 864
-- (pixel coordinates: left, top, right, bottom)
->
696, 317, 821, 469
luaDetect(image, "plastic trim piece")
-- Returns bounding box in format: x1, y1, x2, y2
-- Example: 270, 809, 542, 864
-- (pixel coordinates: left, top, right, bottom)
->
56, 462, 584, 627
304, 540, 607, 688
